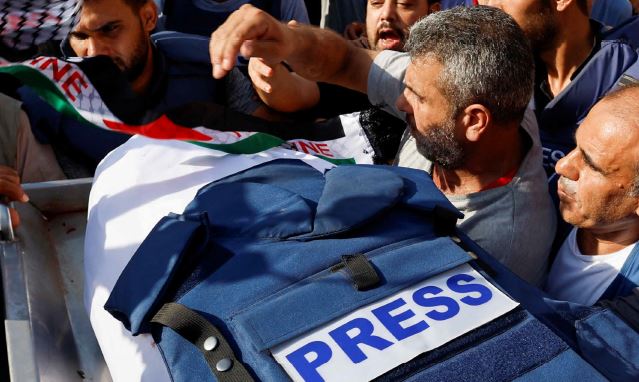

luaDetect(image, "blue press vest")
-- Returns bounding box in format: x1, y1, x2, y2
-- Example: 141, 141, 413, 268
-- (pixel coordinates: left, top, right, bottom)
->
104, 160, 608, 381
537, 17, 639, 177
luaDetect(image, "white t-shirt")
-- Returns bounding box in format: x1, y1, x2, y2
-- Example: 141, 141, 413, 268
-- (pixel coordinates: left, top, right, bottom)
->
545, 228, 635, 306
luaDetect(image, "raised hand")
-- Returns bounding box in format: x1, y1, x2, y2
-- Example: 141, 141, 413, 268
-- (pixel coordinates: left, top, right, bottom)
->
210, 5, 295, 79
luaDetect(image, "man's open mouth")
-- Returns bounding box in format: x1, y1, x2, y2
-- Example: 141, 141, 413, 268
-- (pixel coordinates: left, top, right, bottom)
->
377, 28, 403, 50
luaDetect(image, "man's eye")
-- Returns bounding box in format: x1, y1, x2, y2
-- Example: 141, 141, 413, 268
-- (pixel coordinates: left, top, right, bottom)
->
70, 32, 88, 40
585, 161, 598, 172
408, 92, 421, 103
101, 24, 119, 34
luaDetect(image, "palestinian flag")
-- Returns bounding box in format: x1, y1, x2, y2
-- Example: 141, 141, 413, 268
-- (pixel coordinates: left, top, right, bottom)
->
0, 55, 379, 165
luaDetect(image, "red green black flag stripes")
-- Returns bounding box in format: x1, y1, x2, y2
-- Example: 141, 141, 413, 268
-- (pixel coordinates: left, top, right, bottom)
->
0, 56, 377, 165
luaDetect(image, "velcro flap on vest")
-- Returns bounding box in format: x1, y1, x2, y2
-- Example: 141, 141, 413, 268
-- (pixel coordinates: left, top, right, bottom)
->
309, 166, 404, 236
230, 237, 512, 353
308, 165, 461, 237
105, 212, 210, 335
186, 182, 314, 238
390, 166, 462, 216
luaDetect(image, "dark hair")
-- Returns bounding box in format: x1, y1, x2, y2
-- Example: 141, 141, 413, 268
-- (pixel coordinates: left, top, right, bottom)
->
84, 0, 150, 11
406, 6, 534, 124
576, 0, 588, 14
122, 0, 151, 11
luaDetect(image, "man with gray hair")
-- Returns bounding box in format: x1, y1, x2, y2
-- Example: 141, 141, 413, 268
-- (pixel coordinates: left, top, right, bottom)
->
546, 83, 639, 305
210, 5, 555, 284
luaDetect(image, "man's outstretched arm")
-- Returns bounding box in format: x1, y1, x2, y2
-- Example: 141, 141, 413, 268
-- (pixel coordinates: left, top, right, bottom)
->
209, 5, 377, 94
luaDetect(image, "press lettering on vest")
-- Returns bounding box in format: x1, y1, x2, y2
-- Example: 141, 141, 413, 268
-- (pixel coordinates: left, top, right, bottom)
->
371, 297, 429, 341
286, 341, 333, 382
328, 317, 393, 363
286, 273, 491, 377
447, 273, 492, 306
413, 285, 460, 321
273, 265, 519, 382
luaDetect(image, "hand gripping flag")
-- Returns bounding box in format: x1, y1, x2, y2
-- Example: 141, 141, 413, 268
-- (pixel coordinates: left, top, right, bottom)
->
0, 55, 379, 164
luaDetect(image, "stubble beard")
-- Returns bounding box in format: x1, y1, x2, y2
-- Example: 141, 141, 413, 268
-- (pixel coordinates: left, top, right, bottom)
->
522, 5, 559, 53
123, 34, 149, 83
413, 116, 465, 170
112, 21, 149, 83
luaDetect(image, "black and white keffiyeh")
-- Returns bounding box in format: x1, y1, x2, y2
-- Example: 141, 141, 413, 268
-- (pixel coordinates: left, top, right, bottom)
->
0, 0, 80, 50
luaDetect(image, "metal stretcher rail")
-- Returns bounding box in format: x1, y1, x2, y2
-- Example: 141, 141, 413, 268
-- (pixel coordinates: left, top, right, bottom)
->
1, 179, 111, 382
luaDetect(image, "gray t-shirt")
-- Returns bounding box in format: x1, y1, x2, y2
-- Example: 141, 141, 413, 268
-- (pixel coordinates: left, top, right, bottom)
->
368, 50, 556, 285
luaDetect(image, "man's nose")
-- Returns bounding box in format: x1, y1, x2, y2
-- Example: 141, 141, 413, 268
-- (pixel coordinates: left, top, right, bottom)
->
380, 1, 397, 21
396, 92, 411, 114
555, 149, 579, 180
86, 38, 111, 57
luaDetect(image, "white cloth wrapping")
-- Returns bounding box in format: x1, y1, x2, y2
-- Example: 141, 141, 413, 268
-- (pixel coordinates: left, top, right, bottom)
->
84, 135, 333, 382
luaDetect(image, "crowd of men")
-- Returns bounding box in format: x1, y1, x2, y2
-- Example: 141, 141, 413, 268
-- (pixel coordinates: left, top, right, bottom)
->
1, 0, 639, 375
206, 0, 639, 304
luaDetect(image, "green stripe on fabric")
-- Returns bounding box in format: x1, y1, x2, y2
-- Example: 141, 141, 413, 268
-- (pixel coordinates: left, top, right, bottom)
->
193, 138, 356, 165
316, 156, 356, 165
0, 65, 91, 125
0, 64, 366, 165
190, 133, 285, 154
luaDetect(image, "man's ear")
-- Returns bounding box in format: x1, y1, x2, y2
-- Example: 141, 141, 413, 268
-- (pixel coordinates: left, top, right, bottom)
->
461, 104, 490, 142
555, 0, 574, 12
140, 1, 158, 33
633, 189, 639, 216
429, 2, 441, 13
